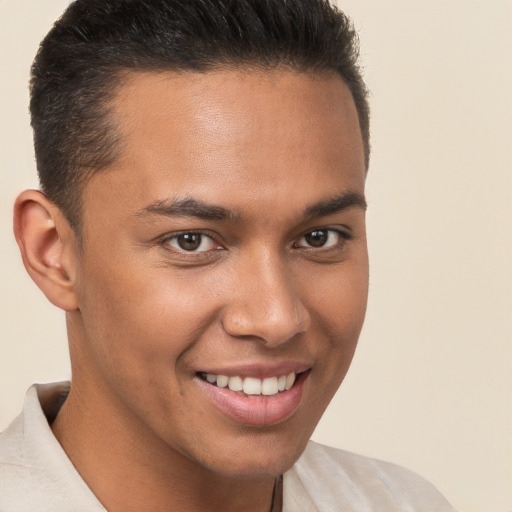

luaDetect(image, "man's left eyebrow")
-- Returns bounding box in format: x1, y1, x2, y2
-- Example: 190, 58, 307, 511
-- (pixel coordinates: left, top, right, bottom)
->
303, 191, 367, 219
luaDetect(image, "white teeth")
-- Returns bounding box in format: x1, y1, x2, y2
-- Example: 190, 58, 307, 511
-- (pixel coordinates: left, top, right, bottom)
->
216, 375, 228, 388
243, 377, 262, 395
285, 372, 296, 391
228, 376, 243, 392
261, 377, 279, 396
204, 372, 299, 395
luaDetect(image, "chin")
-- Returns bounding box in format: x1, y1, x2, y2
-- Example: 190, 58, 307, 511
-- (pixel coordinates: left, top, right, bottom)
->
196, 431, 311, 480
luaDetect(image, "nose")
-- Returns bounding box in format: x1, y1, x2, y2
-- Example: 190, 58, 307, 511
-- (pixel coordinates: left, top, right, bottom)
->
221, 251, 311, 346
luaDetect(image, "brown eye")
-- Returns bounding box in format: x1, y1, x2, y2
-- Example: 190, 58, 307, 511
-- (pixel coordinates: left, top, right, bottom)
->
304, 230, 328, 247
177, 233, 201, 251
166, 232, 218, 252
295, 228, 349, 249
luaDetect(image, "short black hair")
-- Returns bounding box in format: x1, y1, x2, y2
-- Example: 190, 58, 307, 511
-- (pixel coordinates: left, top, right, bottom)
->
30, 0, 370, 231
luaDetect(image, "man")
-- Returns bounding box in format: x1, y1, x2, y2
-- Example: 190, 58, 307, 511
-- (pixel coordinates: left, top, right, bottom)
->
0, 0, 456, 510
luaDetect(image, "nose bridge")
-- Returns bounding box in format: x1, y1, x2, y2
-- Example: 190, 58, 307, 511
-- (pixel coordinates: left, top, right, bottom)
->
222, 247, 310, 345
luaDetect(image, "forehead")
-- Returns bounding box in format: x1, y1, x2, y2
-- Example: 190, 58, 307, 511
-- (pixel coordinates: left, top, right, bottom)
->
83, 68, 365, 223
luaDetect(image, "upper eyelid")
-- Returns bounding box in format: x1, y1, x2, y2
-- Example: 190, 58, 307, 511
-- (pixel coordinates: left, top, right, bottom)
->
296, 227, 350, 240
297, 226, 352, 239
160, 229, 219, 243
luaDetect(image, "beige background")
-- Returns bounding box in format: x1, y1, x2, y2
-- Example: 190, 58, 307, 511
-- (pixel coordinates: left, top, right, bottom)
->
1, 1, 511, 511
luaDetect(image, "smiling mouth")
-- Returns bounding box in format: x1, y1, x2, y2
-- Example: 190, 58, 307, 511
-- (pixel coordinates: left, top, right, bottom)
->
197, 369, 310, 426
197, 371, 306, 397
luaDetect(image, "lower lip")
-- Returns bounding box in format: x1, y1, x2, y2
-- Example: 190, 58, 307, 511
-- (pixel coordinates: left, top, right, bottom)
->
198, 372, 309, 427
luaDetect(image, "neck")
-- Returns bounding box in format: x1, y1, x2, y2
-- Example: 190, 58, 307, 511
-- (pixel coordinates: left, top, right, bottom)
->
51, 380, 277, 512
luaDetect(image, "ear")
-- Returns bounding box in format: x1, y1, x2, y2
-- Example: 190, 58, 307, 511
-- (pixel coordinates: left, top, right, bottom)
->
13, 190, 79, 311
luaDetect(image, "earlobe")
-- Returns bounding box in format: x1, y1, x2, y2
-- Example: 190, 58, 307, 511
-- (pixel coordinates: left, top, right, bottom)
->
13, 190, 79, 312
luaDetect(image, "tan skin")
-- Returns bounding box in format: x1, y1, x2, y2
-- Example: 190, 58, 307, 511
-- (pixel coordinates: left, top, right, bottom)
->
14, 69, 368, 512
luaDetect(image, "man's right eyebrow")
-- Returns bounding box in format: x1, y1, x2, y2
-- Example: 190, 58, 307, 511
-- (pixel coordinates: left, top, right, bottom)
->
135, 197, 239, 222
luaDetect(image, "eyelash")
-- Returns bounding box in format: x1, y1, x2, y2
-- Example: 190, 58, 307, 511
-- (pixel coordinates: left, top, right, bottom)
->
160, 227, 352, 255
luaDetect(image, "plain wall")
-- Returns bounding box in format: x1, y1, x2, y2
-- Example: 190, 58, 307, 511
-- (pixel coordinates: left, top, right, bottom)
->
1, 1, 510, 511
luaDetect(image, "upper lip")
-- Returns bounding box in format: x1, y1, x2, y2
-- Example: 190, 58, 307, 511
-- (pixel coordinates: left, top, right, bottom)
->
197, 361, 312, 379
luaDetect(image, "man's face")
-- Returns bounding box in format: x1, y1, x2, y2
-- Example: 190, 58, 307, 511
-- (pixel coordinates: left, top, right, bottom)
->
70, 69, 368, 478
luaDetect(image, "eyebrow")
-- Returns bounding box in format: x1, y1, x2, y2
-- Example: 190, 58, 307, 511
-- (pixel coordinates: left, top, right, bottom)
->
135, 197, 239, 221
303, 191, 367, 219
135, 191, 366, 222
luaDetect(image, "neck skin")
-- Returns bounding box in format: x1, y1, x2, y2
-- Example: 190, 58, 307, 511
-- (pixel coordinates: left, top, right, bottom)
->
51, 382, 276, 512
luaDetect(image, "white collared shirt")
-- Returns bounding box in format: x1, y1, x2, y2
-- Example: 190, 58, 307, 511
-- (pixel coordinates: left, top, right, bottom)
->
0, 383, 456, 512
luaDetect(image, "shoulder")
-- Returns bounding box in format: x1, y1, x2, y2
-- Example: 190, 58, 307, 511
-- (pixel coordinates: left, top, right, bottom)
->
0, 403, 33, 483
0, 411, 38, 511
0, 384, 104, 512
283, 441, 457, 512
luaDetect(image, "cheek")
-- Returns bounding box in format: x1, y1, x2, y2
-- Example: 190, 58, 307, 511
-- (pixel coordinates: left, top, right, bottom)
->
74, 256, 217, 383
306, 255, 369, 332
73, 263, 214, 428
304, 256, 369, 382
